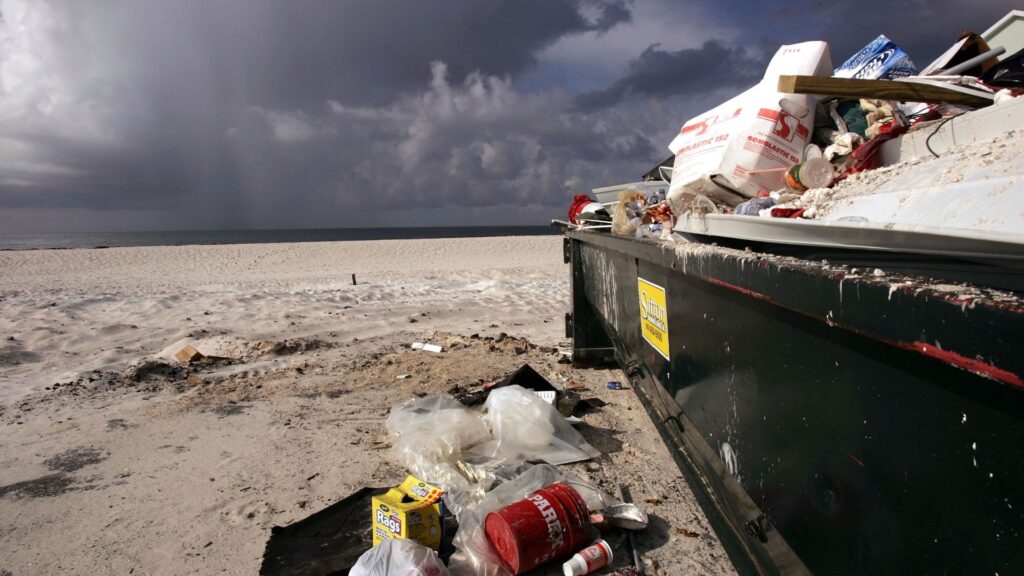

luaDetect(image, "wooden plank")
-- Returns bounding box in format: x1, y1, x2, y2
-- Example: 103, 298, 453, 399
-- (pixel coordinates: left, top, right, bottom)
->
777, 75, 992, 107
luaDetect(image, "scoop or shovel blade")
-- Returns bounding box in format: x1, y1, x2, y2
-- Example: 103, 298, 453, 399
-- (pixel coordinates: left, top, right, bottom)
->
606, 503, 649, 530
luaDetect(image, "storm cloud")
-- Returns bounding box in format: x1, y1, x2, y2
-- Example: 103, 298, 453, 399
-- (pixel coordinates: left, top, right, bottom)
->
575, 41, 765, 111
0, 0, 1012, 232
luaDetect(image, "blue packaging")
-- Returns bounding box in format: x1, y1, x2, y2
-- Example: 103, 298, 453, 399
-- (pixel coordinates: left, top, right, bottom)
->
834, 35, 917, 80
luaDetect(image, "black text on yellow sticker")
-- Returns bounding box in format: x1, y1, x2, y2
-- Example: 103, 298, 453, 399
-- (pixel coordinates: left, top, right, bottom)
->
638, 278, 669, 359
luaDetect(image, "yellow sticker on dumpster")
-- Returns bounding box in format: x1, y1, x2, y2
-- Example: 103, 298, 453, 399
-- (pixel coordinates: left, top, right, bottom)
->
638, 278, 670, 359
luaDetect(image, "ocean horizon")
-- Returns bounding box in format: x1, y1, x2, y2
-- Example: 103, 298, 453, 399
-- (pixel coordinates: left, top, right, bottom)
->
0, 225, 560, 251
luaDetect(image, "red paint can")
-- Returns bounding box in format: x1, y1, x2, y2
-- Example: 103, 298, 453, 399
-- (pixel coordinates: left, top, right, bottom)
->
484, 483, 593, 574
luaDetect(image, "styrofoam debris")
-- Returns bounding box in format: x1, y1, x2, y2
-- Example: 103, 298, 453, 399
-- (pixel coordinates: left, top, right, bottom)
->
411, 342, 443, 353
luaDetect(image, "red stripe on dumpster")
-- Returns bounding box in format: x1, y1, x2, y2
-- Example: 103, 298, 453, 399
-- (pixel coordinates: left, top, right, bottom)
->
704, 277, 773, 303
905, 341, 1023, 389
701, 277, 1022, 389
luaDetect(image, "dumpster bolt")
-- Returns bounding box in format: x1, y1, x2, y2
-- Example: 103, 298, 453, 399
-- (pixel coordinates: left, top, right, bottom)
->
625, 360, 642, 379
745, 514, 772, 543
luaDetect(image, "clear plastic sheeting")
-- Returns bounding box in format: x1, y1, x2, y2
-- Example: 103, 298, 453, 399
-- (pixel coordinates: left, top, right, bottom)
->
385, 389, 601, 518
476, 385, 601, 465
386, 395, 494, 518
349, 538, 449, 576
386, 395, 490, 447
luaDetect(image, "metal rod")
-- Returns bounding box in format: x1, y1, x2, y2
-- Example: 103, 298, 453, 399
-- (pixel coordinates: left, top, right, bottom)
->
617, 483, 644, 575
937, 46, 1005, 76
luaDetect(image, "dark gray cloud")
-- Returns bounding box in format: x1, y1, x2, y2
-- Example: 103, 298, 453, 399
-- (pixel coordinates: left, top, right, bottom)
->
575, 41, 765, 111
685, 0, 1013, 69
814, 0, 1014, 64
0, 0, 638, 231
117, 0, 632, 109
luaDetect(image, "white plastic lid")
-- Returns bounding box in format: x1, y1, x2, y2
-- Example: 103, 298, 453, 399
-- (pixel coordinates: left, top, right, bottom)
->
563, 555, 587, 576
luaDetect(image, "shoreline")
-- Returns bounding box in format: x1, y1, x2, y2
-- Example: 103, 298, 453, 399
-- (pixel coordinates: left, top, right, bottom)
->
0, 227, 561, 252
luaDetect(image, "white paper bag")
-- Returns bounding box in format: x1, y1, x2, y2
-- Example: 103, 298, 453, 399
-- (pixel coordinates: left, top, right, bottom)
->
667, 41, 833, 211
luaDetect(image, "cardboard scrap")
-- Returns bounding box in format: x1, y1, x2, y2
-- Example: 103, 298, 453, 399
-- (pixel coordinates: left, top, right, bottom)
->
174, 344, 204, 364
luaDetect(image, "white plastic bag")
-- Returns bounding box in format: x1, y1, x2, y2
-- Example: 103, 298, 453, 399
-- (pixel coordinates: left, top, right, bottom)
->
667, 41, 832, 210
475, 385, 600, 465
350, 539, 449, 576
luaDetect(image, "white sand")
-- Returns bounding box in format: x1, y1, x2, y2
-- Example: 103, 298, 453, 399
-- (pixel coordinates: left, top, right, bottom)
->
0, 237, 567, 402
0, 236, 734, 575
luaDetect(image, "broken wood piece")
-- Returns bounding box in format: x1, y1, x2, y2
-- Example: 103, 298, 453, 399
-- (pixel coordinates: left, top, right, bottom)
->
777, 75, 992, 107
174, 344, 204, 363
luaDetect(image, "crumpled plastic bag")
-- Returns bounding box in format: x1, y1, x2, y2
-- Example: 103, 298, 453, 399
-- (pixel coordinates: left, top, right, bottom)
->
474, 385, 601, 465
386, 396, 493, 515
446, 463, 616, 576
387, 396, 540, 518
384, 389, 601, 520
386, 395, 491, 447
350, 539, 449, 576
438, 457, 538, 522
386, 395, 491, 479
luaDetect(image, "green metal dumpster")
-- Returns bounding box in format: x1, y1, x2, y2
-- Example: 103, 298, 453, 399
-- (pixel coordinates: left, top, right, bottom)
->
564, 229, 1023, 575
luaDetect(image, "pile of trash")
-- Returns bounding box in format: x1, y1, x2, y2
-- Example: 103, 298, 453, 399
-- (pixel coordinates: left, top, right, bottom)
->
561, 11, 1024, 239
260, 364, 649, 576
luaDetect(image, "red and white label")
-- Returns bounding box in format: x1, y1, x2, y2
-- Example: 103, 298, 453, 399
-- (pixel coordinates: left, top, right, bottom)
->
580, 540, 611, 570
755, 108, 809, 142
528, 493, 565, 559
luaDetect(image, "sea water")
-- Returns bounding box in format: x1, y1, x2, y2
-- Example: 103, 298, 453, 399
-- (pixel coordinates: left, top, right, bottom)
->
0, 226, 558, 251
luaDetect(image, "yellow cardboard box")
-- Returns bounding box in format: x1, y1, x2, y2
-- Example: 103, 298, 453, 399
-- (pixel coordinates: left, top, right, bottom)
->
371, 475, 444, 550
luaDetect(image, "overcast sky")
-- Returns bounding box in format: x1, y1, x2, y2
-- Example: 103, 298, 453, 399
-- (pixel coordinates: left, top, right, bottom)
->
0, 0, 1014, 232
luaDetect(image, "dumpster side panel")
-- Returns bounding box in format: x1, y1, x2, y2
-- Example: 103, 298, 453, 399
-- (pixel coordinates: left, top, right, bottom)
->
571, 233, 1024, 575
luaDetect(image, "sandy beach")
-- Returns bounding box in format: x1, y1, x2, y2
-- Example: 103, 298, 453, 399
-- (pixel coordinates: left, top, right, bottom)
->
0, 236, 734, 575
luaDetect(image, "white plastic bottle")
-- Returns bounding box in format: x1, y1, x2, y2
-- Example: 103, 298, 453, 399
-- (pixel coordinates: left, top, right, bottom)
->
562, 539, 613, 576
